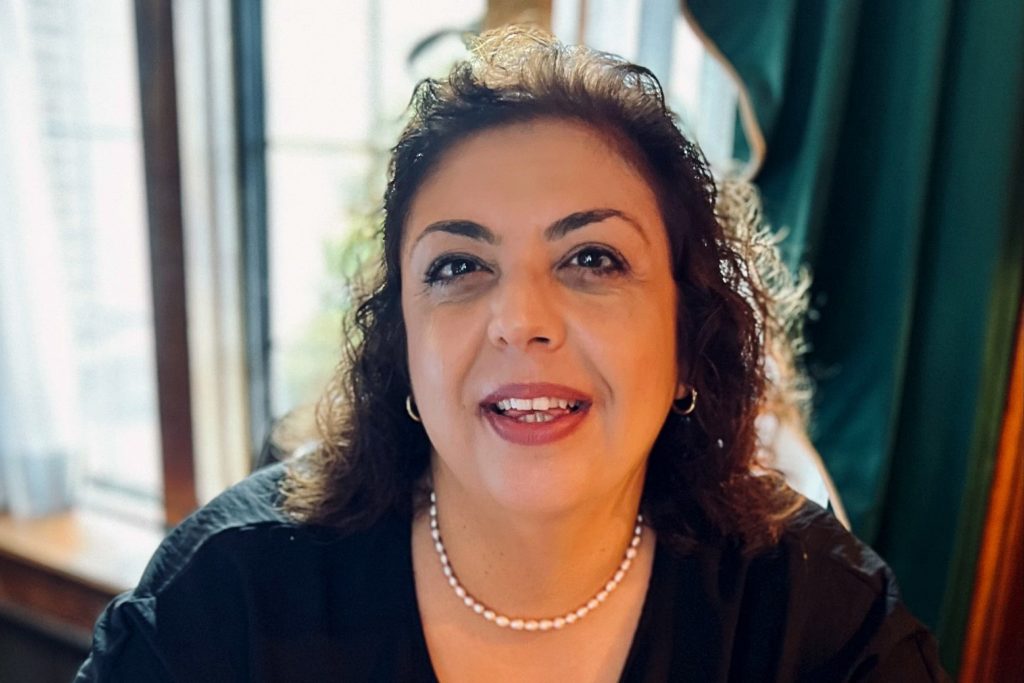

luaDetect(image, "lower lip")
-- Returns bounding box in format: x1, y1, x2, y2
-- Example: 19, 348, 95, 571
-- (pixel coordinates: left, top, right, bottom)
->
482, 406, 590, 446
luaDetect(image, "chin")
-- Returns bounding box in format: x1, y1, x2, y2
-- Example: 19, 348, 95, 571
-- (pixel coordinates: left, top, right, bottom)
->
473, 449, 618, 517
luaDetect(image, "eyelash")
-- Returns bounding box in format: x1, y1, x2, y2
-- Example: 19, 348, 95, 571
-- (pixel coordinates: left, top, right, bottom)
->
423, 253, 487, 286
563, 246, 627, 275
422, 245, 628, 287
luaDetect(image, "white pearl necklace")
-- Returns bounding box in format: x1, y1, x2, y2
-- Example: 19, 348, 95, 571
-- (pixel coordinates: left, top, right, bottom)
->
428, 491, 644, 632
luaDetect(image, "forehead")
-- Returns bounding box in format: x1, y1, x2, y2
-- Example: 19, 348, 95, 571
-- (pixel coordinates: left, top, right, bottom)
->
403, 119, 662, 240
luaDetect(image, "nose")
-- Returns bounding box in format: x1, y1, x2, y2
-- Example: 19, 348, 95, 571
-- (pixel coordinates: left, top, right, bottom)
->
486, 270, 566, 352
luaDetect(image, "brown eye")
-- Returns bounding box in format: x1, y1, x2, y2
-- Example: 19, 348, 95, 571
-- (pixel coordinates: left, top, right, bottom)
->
566, 246, 626, 275
424, 255, 487, 286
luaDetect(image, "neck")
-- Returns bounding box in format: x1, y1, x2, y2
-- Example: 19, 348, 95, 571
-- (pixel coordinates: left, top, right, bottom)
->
424, 464, 649, 618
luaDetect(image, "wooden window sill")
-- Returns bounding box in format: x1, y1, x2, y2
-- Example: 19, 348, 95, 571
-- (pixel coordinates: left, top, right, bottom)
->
0, 510, 163, 647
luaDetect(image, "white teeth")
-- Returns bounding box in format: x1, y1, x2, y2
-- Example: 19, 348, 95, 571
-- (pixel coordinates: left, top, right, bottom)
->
492, 396, 582, 414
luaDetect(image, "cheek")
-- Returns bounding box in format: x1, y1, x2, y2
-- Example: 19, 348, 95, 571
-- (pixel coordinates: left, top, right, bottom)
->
404, 298, 483, 413
573, 285, 678, 400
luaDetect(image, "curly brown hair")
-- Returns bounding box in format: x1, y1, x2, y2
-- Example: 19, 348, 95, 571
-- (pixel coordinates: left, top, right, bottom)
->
282, 27, 808, 554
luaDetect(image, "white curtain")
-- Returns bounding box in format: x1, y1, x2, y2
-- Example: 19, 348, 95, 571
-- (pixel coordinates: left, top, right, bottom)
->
0, 0, 80, 516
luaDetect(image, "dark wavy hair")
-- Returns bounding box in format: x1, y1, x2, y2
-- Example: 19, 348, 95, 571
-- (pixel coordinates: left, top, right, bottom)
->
283, 26, 807, 554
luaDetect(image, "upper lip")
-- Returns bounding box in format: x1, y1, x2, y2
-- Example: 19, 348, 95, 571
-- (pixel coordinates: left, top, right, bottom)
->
480, 383, 592, 407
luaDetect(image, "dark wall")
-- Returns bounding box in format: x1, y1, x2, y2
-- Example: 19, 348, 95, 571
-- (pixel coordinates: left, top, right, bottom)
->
0, 615, 86, 683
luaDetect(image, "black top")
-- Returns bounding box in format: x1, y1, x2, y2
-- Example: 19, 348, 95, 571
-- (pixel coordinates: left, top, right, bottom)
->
75, 464, 949, 682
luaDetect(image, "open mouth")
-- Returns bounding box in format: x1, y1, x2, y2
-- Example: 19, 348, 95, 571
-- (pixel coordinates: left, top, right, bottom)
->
486, 397, 587, 423
480, 384, 591, 445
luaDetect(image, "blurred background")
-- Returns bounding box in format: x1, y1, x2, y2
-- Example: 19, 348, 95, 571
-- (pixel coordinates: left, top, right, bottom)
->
0, 0, 1020, 680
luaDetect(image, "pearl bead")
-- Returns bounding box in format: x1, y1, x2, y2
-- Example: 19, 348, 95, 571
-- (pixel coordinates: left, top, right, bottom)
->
428, 490, 643, 633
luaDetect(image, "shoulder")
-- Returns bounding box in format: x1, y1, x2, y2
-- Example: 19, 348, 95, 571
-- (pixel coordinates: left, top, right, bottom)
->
778, 502, 896, 598
134, 461, 409, 603
766, 503, 948, 680
76, 465, 299, 681
77, 464, 413, 681
131, 462, 293, 598
771, 503, 905, 644
650, 502, 946, 681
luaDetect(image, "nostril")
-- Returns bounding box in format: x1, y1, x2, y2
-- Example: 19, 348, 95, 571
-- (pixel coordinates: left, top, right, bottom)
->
487, 302, 564, 349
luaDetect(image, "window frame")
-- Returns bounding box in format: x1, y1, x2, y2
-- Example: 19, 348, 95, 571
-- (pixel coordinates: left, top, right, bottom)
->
134, 0, 198, 527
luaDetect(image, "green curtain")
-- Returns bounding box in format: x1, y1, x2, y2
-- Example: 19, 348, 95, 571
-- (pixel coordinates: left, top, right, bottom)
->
686, 0, 1024, 674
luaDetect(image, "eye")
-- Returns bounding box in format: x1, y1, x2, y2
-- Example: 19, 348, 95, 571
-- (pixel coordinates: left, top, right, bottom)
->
564, 245, 627, 276
424, 254, 488, 286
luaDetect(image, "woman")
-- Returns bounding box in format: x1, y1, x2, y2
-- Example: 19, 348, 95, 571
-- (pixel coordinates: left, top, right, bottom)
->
77, 27, 947, 682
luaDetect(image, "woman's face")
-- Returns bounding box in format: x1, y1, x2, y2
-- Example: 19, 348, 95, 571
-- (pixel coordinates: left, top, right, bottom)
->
401, 119, 680, 515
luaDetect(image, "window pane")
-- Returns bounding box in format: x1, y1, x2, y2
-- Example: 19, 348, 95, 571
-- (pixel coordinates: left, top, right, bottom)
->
0, 0, 161, 521
264, 0, 485, 419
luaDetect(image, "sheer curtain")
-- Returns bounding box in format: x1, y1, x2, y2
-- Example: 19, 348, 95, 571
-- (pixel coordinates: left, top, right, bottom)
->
0, 0, 79, 516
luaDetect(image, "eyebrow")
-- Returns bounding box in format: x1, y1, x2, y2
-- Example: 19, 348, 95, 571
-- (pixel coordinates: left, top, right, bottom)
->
416, 219, 498, 246
413, 208, 648, 249
545, 208, 647, 243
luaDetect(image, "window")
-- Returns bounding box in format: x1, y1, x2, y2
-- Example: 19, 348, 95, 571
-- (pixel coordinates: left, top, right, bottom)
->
0, 0, 161, 525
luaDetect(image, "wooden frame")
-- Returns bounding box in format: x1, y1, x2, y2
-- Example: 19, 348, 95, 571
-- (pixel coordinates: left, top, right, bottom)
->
134, 0, 198, 527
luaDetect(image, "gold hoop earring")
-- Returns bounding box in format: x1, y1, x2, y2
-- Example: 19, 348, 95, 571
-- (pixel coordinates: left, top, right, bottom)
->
405, 395, 422, 423
672, 387, 698, 416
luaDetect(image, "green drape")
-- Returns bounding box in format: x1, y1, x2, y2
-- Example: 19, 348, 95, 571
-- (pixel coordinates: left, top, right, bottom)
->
687, 0, 1024, 674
